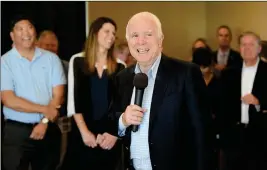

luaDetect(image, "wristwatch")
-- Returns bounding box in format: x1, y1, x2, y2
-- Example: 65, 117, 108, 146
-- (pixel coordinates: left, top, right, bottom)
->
41, 117, 49, 124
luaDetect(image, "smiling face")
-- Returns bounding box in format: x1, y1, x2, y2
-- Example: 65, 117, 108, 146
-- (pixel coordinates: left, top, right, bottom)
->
10, 19, 36, 50
97, 23, 116, 51
126, 15, 163, 67
239, 34, 261, 62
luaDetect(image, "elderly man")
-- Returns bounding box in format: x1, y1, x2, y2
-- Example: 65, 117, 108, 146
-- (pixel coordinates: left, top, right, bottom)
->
219, 31, 267, 170
107, 12, 212, 170
37, 30, 69, 75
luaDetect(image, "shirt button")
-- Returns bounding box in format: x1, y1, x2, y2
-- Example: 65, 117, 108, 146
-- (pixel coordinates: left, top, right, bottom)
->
150, 142, 153, 145
153, 164, 156, 167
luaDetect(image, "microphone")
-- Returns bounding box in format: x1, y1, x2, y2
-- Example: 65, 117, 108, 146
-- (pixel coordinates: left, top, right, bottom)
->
132, 73, 148, 132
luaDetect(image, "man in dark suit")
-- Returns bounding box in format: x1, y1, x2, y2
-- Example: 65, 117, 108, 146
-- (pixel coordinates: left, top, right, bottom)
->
213, 25, 242, 72
219, 31, 267, 170
106, 12, 212, 170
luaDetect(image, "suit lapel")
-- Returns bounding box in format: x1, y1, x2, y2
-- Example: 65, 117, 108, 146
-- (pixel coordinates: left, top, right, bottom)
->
123, 66, 135, 109
251, 60, 262, 96
149, 56, 168, 135
236, 67, 242, 121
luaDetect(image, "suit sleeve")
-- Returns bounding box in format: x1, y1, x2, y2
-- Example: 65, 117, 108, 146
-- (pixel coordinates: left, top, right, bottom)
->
106, 66, 127, 136
184, 64, 213, 170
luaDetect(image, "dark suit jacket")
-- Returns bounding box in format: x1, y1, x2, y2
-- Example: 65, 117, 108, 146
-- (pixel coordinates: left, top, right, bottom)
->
109, 54, 212, 170
219, 60, 267, 153
70, 56, 125, 139
213, 48, 242, 69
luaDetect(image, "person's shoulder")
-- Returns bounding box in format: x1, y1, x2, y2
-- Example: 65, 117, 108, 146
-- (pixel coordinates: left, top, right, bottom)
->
115, 62, 126, 73
161, 54, 198, 71
116, 58, 127, 68
1, 48, 16, 61
221, 65, 241, 79
259, 59, 267, 71
38, 47, 57, 58
230, 48, 241, 56
69, 52, 85, 66
116, 64, 134, 78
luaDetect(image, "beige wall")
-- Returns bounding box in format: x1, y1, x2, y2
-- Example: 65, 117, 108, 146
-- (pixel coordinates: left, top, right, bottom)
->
89, 2, 206, 60
206, 2, 267, 51
88, 2, 267, 60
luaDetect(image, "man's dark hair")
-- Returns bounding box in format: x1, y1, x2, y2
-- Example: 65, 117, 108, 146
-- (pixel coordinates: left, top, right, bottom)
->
10, 14, 35, 32
217, 25, 232, 37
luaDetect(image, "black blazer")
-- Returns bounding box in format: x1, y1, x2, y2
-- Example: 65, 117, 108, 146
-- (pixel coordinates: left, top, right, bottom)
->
69, 56, 125, 136
213, 48, 242, 68
218, 60, 267, 151
109, 54, 213, 170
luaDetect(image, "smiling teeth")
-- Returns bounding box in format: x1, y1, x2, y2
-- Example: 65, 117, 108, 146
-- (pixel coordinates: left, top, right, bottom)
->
137, 49, 149, 53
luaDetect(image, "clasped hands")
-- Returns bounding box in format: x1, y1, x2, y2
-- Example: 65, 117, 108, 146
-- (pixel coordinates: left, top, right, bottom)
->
81, 131, 117, 150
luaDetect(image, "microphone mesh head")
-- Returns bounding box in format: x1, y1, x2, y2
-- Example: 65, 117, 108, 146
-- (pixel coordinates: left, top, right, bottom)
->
133, 73, 148, 89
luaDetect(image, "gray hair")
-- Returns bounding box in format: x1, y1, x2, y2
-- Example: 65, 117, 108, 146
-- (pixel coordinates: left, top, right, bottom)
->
238, 31, 261, 46
125, 12, 163, 40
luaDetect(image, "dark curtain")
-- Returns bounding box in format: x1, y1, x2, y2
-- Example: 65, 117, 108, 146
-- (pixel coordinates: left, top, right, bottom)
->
1, 1, 86, 61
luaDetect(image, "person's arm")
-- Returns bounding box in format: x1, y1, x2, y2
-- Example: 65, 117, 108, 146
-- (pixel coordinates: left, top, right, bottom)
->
73, 113, 91, 133
1, 58, 47, 114
66, 56, 97, 147
1, 91, 47, 113
106, 72, 127, 137
185, 64, 212, 170
50, 54, 66, 107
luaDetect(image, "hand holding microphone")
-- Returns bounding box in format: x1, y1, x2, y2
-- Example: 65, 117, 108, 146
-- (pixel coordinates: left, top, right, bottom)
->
122, 73, 148, 132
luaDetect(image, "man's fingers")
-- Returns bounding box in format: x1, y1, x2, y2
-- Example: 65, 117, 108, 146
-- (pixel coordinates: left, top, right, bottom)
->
130, 105, 146, 113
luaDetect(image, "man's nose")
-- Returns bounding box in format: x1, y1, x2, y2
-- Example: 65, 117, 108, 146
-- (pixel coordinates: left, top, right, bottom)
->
136, 36, 146, 45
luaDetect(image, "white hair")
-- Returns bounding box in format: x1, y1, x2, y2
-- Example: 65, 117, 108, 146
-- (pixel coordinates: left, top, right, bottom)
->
125, 11, 163, 40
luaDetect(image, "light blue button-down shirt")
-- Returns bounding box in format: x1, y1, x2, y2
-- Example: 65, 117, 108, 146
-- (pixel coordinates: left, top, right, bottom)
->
119, 54, 161, 170
1, 47, 66, 123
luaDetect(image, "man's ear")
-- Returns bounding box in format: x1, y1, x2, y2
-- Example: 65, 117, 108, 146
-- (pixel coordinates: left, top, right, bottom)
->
158, 34, 164, 48
10, 32, 14, 42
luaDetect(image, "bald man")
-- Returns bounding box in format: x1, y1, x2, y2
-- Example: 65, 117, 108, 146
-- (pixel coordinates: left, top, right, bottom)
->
37, 30, 69, 74
108, 12, 211, 170
37, 30, 70, 169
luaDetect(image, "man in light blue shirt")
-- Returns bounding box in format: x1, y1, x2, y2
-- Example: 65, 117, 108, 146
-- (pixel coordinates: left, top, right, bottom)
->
1, 15, 66, 170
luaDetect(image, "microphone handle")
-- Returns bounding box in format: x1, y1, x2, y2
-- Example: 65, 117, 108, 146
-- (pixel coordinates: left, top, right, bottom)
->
132, 89, 144, 132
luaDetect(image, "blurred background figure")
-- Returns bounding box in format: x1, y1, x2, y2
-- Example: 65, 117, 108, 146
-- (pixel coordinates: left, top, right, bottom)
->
192, 47, 221, 170
260, 40, 267, 62
213, 25, 242, 71
189, 38, 212, 61
192, 38, 212, 53
113, 39, 136, 67
37, 30, 69, 74
37, 30, 70, 170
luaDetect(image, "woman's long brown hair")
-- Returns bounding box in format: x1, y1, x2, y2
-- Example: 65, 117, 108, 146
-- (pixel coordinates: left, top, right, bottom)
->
83, 17, 118, 75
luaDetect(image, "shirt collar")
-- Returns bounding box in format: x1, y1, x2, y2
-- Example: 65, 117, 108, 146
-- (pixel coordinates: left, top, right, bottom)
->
12, 47, 42, 60
218, 48, 230, 56
242, 57, 260, 69
134, 53, 162, 79
95, 63, 107, 69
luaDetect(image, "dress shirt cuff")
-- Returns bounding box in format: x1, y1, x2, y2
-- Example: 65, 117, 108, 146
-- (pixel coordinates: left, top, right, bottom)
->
118, 113, 127, 136
255, 105, 261, 112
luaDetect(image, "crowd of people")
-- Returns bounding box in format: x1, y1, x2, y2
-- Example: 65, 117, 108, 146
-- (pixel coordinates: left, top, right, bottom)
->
1, 11, 267, 170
